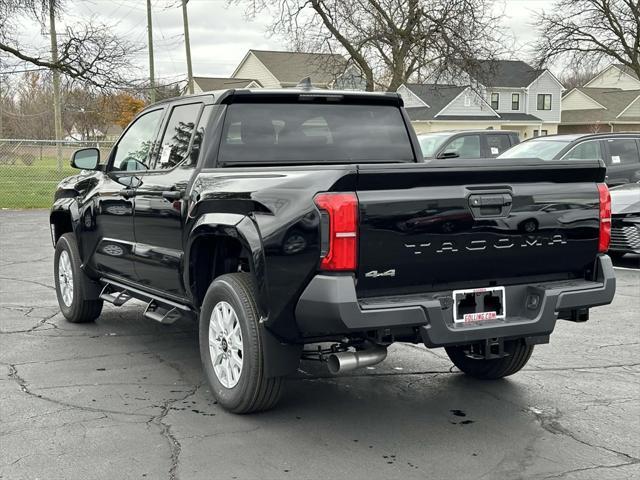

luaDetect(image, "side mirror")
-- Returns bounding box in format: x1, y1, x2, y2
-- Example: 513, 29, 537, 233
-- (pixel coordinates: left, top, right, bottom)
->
71, 148, 100, 170
438, 151, 459, 159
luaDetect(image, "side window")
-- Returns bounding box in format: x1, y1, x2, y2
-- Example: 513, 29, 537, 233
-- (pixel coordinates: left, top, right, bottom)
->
187, 105, 213, 167
537, 94, 552, 111
562, 141, 603, 161
486, 134, 511, 156
490, 93, 499, 110
111, 109, 164, 172
511, 93, 520, 110
152, 103, 202, 170
606, 138, 640, 165
442, 135, 481, 159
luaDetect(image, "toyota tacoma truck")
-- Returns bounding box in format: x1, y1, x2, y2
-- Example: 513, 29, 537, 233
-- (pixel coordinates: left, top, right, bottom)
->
50, 88, 616, 413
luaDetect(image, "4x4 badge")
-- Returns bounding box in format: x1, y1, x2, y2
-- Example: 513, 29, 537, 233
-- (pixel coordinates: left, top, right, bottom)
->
365, 269, 396, 278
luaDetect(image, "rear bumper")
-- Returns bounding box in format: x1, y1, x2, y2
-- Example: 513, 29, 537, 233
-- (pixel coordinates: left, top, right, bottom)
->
294, 255, 616, 347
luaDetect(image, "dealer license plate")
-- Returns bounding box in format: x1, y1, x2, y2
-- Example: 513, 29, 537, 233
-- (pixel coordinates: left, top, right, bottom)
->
452, 286, 506, 324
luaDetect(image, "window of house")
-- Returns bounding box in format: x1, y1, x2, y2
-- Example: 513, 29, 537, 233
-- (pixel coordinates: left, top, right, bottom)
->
512, 93, 520, 110
490, 93, 499, 110
537, 94, 552, 110
533, 129, 548, 137
153, 103, 202, 170
464, 94, 471, 107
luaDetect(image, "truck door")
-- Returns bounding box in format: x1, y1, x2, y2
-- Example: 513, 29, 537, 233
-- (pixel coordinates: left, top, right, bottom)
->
132, 102, 212, 298
87, 107, 165, 282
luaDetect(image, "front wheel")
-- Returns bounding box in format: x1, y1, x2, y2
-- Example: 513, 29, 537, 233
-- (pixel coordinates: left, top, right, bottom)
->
199, 273, 283, 414
54, 233, 103, 323
445, 340, 533, 379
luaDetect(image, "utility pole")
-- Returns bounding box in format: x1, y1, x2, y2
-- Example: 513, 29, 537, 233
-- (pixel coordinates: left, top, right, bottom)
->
0, 75, 3, 139
146, 0, 156, 103
49, 0, 63, 172
181, 0, 194, 94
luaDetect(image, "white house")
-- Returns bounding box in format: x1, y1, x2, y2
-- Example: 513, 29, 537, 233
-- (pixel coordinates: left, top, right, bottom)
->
583, 64, 640, 90
231, 49, 365, 89
192, 77, 262, 93
559, 65, 640, 133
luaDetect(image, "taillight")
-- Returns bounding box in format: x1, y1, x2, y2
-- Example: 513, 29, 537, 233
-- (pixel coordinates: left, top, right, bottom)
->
597, 183, 611, 253
314, 192, 358, 271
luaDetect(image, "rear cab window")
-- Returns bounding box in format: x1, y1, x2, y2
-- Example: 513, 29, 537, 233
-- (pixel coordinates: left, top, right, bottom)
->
217, 103, 414, 165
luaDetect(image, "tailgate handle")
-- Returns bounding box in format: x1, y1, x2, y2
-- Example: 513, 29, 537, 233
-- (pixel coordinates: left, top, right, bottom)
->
468, 193, 512, 218
469, 194, 511, 207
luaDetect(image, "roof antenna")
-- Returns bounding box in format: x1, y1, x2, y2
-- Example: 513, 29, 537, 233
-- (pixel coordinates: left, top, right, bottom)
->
296, 77, 313, 89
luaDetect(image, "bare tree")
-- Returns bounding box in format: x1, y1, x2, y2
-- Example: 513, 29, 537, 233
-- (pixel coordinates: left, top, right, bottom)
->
235, 0, 509, 91
558, 67, 600, 91
534, 0, 640, 79
0, 0, 142, 90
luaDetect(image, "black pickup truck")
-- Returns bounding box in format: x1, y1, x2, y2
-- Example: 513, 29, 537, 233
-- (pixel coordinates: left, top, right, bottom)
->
50, 89, 616, 413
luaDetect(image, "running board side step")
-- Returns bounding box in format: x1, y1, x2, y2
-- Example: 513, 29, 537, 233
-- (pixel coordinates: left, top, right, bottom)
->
99, 278, 195, 325
143, 302, 183, 324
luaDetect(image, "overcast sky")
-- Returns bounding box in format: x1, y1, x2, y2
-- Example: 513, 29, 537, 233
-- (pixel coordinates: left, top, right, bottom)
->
12, 0, 559, 84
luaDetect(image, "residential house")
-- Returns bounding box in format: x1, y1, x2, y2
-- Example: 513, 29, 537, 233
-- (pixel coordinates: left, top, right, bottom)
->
231, 49, 365, 89
192, 77, 262, 93
559, 65, 640, 133
583, 64, 640, 90
400, 60, 564, 138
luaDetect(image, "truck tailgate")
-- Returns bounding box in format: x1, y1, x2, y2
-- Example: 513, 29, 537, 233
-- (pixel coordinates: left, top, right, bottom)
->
355, 159, 605, 297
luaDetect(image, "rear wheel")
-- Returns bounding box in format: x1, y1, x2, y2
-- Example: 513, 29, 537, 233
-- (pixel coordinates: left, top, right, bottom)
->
445, 340, 533, 379
199, 273, 283, 413
54, 233, 103, 323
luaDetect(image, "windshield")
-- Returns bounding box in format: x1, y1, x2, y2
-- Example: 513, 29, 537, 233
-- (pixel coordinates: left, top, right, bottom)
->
417, 133, 453, 157
218, 103, 414, 165
498, 139, 570, 160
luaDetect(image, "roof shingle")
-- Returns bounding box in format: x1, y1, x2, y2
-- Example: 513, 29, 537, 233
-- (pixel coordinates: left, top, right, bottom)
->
562, 88, 640, 123
249, 50, 348, 85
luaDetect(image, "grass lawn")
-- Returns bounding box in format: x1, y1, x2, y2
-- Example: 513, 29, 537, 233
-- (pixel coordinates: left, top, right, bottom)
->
0, 157, 76, 209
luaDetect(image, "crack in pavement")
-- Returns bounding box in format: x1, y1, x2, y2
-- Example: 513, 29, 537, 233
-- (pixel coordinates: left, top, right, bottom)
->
6, 363, 152, 418
543, 460, 639, 479
0, 311, 60, 334
147, 384, 201, 480
528, 407, 640, 467
0, 276, 55, 290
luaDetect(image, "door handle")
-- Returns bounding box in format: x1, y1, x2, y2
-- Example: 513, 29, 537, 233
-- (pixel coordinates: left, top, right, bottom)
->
162, 190, 184, 201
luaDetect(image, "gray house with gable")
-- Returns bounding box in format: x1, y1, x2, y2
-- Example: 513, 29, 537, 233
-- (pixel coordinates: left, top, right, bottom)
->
399, 60, 564, 139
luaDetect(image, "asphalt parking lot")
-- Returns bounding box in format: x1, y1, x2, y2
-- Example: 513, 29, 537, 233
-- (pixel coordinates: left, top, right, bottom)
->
1, 209, 638, 480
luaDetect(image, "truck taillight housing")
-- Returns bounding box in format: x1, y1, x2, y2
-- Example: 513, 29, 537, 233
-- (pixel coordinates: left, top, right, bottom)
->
314, 192, 358, 271
597, 183, 611, 253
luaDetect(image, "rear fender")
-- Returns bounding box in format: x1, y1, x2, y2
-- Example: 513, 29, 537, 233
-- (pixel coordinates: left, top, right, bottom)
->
185, 213, 268, 318
186, 213, 301, 377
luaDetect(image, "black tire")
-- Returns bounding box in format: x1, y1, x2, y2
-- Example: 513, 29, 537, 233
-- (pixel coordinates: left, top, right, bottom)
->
54, 233, 103, 323
445, 340, 533, 379
199, 273, 283, 414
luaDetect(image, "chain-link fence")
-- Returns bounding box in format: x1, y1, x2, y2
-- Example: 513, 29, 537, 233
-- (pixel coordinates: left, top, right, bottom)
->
0, 139, 114, 209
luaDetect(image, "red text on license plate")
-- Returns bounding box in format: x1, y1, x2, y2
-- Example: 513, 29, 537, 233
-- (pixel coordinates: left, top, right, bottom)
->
463, 311, 497, 323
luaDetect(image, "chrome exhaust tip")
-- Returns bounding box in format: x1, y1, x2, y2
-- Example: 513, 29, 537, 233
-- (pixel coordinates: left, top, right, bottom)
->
326, 345, 387, 374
